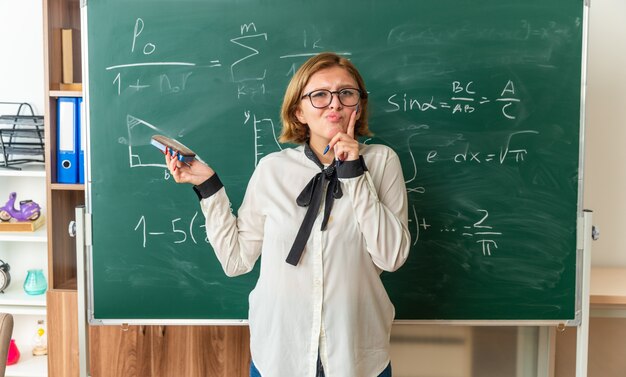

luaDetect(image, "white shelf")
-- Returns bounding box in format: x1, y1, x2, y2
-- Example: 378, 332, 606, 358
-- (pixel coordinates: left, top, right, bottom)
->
0, 164, 45, 178
0, 226, 47, 243
0, 282, 46, 316
0, 306, 46, 316
5, 353, 48, 377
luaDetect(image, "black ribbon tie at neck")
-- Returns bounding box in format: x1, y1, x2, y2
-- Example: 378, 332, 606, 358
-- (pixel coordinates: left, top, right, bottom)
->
285, 144, 343, 266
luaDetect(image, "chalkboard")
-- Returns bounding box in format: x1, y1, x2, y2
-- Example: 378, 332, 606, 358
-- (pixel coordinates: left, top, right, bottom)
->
86, 0, 585, 322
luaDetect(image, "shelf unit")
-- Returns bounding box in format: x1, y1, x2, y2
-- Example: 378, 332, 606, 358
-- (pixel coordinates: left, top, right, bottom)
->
43, 0, 84, 292
0, 166, 49, 377
43, 0, 83, 376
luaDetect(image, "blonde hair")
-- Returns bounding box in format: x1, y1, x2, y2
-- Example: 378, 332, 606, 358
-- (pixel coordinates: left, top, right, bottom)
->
279, 52, 371, 144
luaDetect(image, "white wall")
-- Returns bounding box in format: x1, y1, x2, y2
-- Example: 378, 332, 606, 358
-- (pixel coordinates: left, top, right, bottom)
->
0, 0, 44, 115
583, 0, 626, 266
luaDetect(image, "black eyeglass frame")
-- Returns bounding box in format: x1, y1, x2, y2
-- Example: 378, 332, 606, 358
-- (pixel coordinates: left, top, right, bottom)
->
300, 88, 367, 109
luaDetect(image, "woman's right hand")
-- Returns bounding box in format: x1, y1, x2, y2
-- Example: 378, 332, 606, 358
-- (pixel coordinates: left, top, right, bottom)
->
165, 151, 215, 186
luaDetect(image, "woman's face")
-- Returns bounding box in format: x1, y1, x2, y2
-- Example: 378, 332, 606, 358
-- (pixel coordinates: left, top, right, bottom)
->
296, 66, 361, 145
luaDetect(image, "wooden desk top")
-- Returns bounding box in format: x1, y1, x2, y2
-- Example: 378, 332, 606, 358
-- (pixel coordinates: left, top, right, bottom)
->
591, 267, 626, 306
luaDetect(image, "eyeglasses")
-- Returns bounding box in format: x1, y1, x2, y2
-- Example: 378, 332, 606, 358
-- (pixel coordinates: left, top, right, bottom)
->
301, 88, 363, 108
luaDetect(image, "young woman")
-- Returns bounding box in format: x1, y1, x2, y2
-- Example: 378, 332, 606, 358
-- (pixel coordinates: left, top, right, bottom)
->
166, 52, 410, 377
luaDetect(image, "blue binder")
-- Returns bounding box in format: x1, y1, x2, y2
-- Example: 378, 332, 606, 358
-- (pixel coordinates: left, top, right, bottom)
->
56, 97, 78, 183
78, 97, 85, 183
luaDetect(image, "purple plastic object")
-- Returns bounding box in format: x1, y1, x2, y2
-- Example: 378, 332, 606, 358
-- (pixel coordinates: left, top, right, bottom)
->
0, 192, 41, 222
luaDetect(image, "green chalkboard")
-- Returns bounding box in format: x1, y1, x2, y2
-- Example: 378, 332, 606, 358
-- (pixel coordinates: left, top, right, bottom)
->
86, 0, 584, 322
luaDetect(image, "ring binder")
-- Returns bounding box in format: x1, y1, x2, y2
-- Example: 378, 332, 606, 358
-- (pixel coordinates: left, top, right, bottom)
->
57, 97, 79, 183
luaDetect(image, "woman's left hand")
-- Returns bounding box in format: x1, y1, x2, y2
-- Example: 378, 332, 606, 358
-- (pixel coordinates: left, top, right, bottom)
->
328, 107, 360, 162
